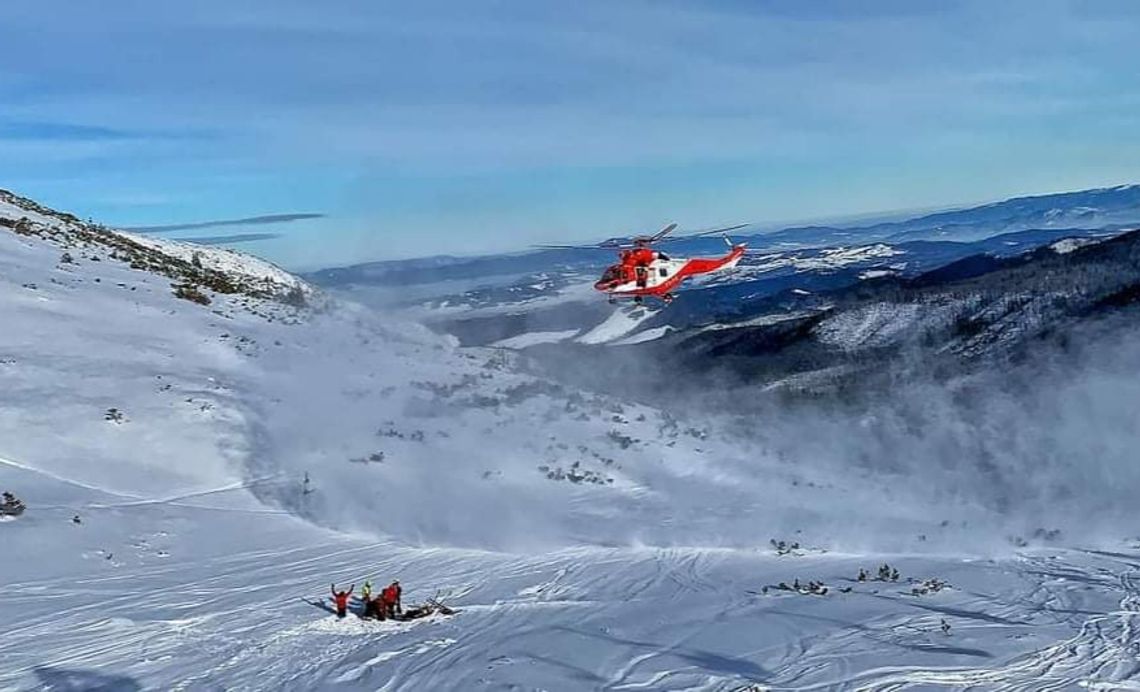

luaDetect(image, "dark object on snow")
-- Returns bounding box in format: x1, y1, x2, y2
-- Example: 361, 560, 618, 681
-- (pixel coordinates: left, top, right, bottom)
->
911, 577, 949, 596
399, 605, 434, 620
360, 596, 386, 620
770, 539, 801, 556
802, 580, 828, 596
72, 514, 81, 524
1, 492, 26, 517
396, 599, 457, 621
872, 563, 900, 582
774, 579, 828, 596
300, 596, 336, 615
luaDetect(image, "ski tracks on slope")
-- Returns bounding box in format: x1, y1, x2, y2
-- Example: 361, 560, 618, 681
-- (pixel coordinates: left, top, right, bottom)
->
789, 553, 1140, 691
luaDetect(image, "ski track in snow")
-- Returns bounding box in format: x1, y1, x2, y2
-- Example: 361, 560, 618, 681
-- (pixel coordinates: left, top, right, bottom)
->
5, 514, 1140, 691
842, 557, 1140, 691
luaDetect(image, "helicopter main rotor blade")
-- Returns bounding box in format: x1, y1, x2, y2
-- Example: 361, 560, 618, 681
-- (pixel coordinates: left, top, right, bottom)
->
649, 222, 679, 242
533, 238, 633, 251
652, 223, 750, 244
533, 244, 611, 250
686, 222, 749, 238
533, 222, 746, 251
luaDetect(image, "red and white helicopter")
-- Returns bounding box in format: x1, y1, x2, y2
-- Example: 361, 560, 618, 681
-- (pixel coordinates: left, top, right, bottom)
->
539, 222, 749, 304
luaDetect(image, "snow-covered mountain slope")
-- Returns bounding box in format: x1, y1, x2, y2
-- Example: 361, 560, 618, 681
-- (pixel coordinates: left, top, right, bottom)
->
1, 189, 312, 306
536, 228, 1140, 413
7, 190, 1140, 689
1, 193, 950, 550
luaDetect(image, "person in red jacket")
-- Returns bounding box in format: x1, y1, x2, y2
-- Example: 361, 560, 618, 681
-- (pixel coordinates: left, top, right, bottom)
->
331, 583, 354, 619
381, 580, 402, 618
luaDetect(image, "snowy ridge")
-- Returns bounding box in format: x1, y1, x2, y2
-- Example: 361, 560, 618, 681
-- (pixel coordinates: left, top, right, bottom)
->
121, 229, 309, 295
0, 188, 315, 307
0, 192, 71, 228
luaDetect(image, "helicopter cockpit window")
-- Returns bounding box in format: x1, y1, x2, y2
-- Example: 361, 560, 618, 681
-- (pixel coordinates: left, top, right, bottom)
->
600, 265, 621, 283
657, 252, 670, 261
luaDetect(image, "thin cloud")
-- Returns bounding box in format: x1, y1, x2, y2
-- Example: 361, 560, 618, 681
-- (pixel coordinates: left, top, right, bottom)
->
178, 232, 281, 245
127, 213, 324, 233
0, 121, 135, 141
0, 119, 219, 143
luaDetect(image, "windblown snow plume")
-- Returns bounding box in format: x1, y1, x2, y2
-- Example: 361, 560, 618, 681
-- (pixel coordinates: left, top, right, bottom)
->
618, 310, 1140, 553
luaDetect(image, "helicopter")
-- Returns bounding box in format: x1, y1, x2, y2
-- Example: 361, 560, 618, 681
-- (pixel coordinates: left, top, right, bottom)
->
538, 222, 749, 304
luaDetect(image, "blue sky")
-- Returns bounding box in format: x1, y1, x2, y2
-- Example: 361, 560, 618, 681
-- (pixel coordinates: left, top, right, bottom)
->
2, 1, 1140, 269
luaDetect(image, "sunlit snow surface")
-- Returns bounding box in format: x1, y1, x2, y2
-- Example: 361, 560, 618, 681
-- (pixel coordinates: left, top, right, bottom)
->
4, 199, 1140, 690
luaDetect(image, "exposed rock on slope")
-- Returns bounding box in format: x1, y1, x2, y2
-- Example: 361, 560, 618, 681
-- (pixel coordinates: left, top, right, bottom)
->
0, 188, 315, 309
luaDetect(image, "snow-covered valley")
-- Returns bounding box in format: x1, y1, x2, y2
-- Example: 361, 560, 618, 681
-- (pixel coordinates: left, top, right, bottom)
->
5, 190, 1140, 690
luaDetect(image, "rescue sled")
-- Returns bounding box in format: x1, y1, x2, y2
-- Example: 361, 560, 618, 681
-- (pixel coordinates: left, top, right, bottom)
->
395, 599, 458, 621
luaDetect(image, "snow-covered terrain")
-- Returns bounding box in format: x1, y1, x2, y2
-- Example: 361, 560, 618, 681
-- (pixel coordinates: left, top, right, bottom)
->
699, 244, 906, 288
491, 329, 581, 349
576, 305, 662, 345
5, 190, 1140, 690
1050, 237, 1102, 255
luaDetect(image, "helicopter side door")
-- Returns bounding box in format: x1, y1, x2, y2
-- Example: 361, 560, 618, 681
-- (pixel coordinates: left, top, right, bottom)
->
645, 257, 685, 288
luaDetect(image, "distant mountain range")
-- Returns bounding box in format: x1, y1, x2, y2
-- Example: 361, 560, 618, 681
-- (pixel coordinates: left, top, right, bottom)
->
295, 182, 1140, 412
305, 184, 1140, 362
528, 227, 1140, 399
308, 183, 1140, 293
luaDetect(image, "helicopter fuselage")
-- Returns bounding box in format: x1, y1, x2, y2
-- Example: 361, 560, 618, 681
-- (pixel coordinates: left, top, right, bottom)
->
594, 244, 746, 300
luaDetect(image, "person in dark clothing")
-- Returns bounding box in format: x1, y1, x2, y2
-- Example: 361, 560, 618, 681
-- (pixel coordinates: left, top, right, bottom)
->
331, 583, 354, 619
360, 595, 383, 620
